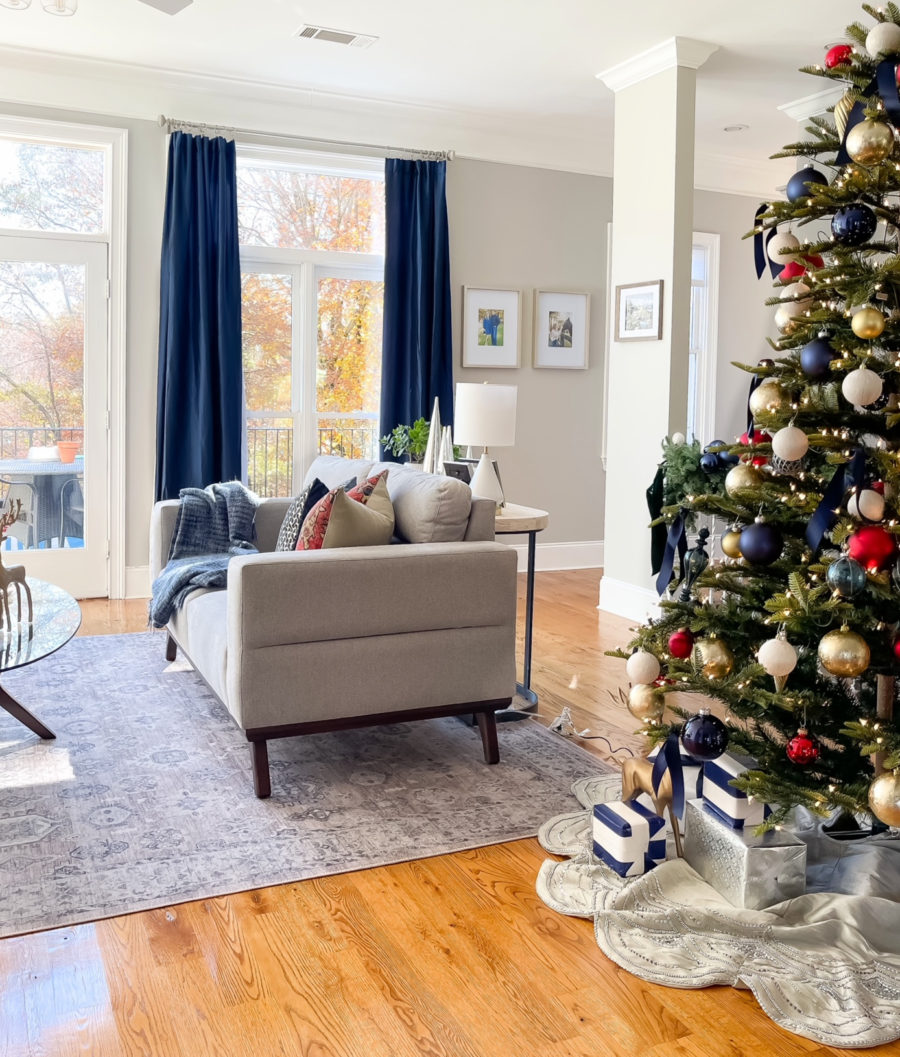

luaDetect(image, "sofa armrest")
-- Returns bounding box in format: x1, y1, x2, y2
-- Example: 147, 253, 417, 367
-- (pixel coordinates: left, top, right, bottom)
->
227, 542, 517, 651
149, 500, 181, 580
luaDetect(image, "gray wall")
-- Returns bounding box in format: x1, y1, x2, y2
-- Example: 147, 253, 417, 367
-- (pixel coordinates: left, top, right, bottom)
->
447, 159, 612, 548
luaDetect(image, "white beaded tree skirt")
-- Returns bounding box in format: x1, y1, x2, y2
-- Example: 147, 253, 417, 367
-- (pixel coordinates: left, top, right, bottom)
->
537, 773, 900, 1049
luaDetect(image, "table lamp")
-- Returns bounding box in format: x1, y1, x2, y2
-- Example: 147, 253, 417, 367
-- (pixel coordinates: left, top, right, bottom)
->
453, 382, 517, 509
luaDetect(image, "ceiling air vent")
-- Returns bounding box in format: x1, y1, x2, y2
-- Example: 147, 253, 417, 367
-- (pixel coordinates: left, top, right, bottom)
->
296, 24, 378, 49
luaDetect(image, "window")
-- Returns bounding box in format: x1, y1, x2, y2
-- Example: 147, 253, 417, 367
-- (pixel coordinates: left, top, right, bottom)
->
686, 233, 720, 445
238, 148, 385, 496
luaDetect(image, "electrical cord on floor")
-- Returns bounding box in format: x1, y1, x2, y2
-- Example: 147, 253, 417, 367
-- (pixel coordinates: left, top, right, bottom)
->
546, 706, 636, 758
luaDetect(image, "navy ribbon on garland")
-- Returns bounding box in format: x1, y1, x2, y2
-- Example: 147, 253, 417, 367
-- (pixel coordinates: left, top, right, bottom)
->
651, 730, 687, 820
805, 447, 866, 552
655, 509, 687, 597
746, 374, 763, 442
753, 204, 780, 280
836, 60, 900, 165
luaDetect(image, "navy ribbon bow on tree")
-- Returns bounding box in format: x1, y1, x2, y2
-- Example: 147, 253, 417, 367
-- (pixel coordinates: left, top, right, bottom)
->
753, 203, 781, 280
651, 730, 688, 819
655, 509, 687, 596
806, 448, 866, 552
836, 60, 900, 165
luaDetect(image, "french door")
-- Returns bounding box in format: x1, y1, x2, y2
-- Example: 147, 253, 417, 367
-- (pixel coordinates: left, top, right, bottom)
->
0, 236, 109, 598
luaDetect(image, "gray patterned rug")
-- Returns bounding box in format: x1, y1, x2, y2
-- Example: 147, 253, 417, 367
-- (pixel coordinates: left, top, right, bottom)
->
0, 632, 608, 938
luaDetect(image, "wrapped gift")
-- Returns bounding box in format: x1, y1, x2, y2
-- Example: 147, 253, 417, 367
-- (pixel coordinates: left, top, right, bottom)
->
592, 800, 666, 878
702, 752, 769, 830
646, 743, 703, 819
683, 799, 806, 909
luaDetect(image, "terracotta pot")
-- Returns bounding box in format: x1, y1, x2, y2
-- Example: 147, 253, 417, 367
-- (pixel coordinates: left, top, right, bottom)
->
57, 441, 80, 464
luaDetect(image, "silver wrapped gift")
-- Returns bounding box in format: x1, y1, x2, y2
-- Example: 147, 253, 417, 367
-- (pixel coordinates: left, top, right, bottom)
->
683, 799, 806, 910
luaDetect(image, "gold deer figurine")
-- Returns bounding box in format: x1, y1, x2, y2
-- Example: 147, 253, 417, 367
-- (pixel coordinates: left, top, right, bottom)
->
0, 498, 33, 632
621, 756, 683, 858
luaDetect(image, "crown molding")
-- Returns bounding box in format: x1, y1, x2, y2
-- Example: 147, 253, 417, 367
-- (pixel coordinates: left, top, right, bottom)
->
694, 149, 795, 199
596, 37, 719, 93
777, 85, 844, 122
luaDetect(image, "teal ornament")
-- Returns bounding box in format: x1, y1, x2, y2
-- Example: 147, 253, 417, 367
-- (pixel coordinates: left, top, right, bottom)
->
827, 555, 867, 598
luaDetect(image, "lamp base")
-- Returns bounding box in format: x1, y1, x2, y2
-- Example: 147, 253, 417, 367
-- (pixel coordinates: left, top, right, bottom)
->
469, 452, 504, 511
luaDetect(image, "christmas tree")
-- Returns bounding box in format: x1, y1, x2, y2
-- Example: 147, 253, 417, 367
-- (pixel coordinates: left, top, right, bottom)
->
616, 2, 900, 831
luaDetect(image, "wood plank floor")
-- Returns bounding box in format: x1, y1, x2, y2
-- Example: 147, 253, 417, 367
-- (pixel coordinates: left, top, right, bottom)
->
1, 571, 895, 1056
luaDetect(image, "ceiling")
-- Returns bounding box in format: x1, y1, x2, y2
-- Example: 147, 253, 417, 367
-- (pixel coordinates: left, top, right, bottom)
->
0, 0, 864, 194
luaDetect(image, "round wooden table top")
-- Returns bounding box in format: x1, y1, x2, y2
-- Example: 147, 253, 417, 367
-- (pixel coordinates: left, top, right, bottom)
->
493, 503, 549, 534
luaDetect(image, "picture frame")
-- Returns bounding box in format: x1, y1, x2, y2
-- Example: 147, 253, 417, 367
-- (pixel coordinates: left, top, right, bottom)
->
461, 286, 522, 368
615, 280, 663, 341
533, 289, 590, 369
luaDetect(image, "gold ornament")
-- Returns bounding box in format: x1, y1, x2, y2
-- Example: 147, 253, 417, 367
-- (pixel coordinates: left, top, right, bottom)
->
818, 625, 871, 677
851, 306, 886, 340
698, 638, 734, 679
846, 119, 895, 166
725, 463, 763, 497
627, 683, 666, 722
722, 529, 743, 559
834, 92, 857, 141
868, 770, 900, 827
748, 379, 786, 417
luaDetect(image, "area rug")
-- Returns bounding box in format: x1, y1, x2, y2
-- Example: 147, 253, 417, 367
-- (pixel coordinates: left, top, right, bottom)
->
0, 632, 608, 939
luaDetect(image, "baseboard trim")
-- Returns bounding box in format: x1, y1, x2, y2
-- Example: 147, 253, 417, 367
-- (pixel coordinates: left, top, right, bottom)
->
506, 540, 603, 573
597, 575, 660, 621
125, 564, 151, 599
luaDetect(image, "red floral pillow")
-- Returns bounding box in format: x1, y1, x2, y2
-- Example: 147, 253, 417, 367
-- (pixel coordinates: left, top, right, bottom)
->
296, 471, 388, 551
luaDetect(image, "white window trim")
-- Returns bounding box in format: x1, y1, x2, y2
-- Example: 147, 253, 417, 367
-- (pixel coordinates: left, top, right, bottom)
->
236, 143, 385, 181
690, 231, 720, 446
0, 114, 127, 599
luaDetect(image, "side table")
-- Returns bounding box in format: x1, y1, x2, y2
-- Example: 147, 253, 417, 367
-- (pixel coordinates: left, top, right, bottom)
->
494, 503, 549, 712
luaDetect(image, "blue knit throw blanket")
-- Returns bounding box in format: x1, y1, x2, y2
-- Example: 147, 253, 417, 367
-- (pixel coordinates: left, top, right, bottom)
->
150, 481, 260, 628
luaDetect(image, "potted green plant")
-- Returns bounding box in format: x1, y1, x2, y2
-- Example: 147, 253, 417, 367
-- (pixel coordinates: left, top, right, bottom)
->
380, 418, 430, 463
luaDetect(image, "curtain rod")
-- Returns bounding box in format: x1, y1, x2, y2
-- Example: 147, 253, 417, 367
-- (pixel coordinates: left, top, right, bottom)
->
157, 114, 454, 161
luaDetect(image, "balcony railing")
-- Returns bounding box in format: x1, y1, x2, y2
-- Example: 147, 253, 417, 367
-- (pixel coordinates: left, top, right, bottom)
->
247, 418, 380, 497
0, 427, 84, 460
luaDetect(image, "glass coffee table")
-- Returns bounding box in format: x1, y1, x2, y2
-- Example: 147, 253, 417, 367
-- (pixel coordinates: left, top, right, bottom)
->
0, 577, 81, 739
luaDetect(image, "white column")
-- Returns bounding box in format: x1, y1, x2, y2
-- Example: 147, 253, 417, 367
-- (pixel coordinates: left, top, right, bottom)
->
598, 38, 717, 620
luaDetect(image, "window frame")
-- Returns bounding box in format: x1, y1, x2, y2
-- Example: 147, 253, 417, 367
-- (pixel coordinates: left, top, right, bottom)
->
236, 145, 385, 494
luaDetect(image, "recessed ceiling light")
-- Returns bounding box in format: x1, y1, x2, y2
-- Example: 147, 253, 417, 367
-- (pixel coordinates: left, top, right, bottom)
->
723, 124, 749, 133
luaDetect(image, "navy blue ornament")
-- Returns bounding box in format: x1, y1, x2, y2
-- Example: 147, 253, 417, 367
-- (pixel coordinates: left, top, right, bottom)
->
786, 166, 829, 203
826, 555, 867, 598
704, 439, 738, 467
800, 337, 834, 378
831, 204, 877, 246
700, 452, 721, 472
681, 709, 729, 761
740, 520, 783, 565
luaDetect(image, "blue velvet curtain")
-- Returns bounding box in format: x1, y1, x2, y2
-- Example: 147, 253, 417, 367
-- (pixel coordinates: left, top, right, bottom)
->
379, 159, 453, 449
155, 131, 243, 501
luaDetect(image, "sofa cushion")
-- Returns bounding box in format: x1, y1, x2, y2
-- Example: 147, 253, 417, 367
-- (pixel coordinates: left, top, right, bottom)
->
301, 455, 374, 491
274, 478, 329, 552
297, 471, 391, 550
368, 462, 472, 543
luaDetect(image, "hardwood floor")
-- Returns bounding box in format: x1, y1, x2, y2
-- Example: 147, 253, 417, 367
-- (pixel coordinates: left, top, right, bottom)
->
1, 572, 894, 1056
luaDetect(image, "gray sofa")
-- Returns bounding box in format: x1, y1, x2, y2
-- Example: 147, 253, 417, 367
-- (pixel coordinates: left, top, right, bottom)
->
150, 456, 518, 796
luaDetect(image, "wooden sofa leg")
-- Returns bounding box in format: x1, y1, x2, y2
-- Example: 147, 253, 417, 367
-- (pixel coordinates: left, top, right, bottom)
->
250, 740, 272, 798
165, 632, 177, 662
476, 711, 500, 765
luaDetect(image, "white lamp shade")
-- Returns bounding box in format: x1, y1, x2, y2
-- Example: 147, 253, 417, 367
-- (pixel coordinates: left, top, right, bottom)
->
453, 383, 517, 448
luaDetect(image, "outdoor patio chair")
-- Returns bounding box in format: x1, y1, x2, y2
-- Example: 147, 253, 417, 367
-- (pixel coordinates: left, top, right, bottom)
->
59, 477, 84, 547
0, 478, 38, 550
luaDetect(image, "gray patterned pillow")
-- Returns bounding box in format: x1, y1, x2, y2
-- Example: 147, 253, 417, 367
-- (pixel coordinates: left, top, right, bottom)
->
275, 478, 329, 551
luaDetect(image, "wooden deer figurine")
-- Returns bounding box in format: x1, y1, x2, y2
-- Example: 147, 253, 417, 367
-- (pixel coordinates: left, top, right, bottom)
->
621, 756, 683, 858
0, 499, 32, 632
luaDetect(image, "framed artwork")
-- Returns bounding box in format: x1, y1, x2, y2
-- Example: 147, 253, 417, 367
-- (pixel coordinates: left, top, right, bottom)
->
615, 280, 663, 341
461, 286, 522, 368
533, 290, 590, 369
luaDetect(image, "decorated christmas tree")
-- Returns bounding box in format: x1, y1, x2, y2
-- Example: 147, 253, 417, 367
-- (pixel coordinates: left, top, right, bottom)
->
616, 2, 900, 832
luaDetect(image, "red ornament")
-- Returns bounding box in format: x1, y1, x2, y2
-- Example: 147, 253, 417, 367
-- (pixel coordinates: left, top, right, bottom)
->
779, 254, 824, 283
786, 728, 820, 766
824, 44, 853, 69
847, 524, 896, 572
739, 430, 772, 467
653, 676, 675, 687
872, 480, 886, 495
668, 628, 694, 659
893, 639, 900, 662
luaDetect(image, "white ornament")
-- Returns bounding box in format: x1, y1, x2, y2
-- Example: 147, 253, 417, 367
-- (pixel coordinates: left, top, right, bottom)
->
771, 425, 809, 461
866, 20, 900, 57
671, 432, 686, 445
848, 488, 886, 521
842, 367, 884, 407
782, 281, 810, 302
774, 304, 799, 331
767, 231, 800, 263
758, 636, 798, 678
626, 650, 661, 685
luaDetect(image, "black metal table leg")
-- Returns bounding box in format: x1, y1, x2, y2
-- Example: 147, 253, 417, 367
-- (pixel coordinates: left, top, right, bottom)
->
0, 681, 55, 739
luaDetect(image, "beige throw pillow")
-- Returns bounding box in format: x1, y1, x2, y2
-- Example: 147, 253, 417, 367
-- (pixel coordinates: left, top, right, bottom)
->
322, 476, 395, 549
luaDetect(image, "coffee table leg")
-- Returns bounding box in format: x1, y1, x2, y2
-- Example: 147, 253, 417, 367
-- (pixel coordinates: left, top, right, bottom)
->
0, 681, 55, 739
